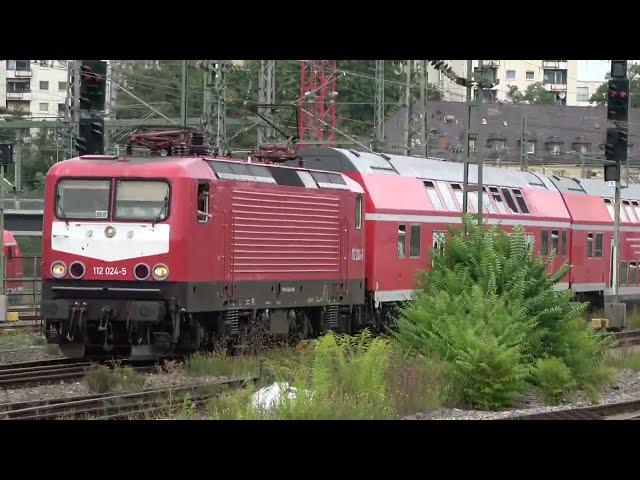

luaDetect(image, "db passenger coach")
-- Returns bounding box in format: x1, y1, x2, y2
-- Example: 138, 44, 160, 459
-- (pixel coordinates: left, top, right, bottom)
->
41, 154, 365, 358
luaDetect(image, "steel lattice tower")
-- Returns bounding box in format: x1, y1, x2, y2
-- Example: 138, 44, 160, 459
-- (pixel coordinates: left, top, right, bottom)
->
298, 60, 337, 146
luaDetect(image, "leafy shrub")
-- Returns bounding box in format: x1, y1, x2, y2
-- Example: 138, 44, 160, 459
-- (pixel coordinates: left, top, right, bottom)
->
395, 216, 610, 409
533, 357, 575, 405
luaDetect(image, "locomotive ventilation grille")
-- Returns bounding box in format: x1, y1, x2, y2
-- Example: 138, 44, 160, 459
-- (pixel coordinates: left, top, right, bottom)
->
231, 189, 341, 274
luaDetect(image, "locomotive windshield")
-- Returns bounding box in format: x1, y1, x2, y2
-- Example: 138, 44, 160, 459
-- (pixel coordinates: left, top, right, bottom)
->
56, 179, 110, 219
114, 180, 170, 221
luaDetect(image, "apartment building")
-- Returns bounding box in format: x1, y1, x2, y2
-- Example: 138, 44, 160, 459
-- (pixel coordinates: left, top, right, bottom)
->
0, 60, 69, 118
425, 60, 604, 107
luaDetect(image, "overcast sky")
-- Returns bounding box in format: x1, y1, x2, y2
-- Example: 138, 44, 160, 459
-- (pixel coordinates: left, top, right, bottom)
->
577, 60, 640, 81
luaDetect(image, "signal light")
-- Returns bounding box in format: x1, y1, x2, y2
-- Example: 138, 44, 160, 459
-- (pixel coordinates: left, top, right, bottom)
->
607, 77, 630, 122
77, 117, 104, 156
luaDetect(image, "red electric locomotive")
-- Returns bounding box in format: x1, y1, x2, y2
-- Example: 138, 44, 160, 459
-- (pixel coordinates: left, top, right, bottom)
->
41, 152, 365, 358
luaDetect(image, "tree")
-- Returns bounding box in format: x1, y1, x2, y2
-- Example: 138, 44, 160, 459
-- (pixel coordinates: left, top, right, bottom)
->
506, 85, 523, 104
589, 63, 640, 107
522, 82, 556, 105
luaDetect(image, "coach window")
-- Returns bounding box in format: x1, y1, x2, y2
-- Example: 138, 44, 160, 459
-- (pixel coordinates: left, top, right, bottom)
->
512, 189, 529, 214
489, 187, 508, 214
424, 181, 444, 211
587, 234, 594, 258
197, 182, 210, 223
355, 195, 363, 229
541, 230, 549, 256
604, 199, 614, 221
398, 225, 406, 259
632, 201, 640, 221
525, 233, 534, 252
630, 262, 637, 285
501, 188, 519, 213
623, 200, 637, 222
595, 233, 603, 258
451, 184, 464, 209
410, 225, 421, 258
432, 231, 446, 257
561, 231, 567, 257
436, 181, 458, 211
620, 261, 629, 286
482, 188, 497, 214
551, 230, 559, 255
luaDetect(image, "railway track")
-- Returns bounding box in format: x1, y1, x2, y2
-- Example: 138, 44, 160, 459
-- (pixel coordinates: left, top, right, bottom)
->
0, 358, 158, 388
0, 376, 257, 420
612, 329, 640, 348
509, 398, 640, 420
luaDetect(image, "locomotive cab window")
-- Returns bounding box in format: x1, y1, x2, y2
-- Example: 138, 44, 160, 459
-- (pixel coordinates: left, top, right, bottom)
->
114, 180, 170, 221
398, 225, 406, 259
355, 195, 362, 230
56, 179, 111, 220
197, 182, 210, 223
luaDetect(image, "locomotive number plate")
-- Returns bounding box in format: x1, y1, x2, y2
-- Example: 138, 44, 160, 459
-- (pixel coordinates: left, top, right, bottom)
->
93, 266, 128, 276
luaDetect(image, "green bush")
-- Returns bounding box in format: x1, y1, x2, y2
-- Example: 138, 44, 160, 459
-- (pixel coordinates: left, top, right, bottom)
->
533, 357, 575, 405
395, 217, 611, 410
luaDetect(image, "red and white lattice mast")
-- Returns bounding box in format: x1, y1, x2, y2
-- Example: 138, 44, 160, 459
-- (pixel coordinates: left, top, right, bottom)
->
298, 60, 338, 147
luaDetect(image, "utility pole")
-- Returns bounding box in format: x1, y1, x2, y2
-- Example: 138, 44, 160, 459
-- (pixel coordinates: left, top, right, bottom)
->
419, 60, 429, 158
180, 60, 189, 128
462, 60, 487, 226
403, 60, 412, 155
258, 60, 276, 145
605, 60, 630, 328
520, 112, 528, 172
374, 60, 385, 148
202, 61, 228, 153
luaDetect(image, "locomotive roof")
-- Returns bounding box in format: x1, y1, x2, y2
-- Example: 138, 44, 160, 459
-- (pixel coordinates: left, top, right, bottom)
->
297, 148, 554, 189
47, 154, 363, 193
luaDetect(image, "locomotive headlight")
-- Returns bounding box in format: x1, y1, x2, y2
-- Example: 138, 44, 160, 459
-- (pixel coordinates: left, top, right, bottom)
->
105, 226, 116, 238
51, 261, 67, 279
152, 264, 169, 280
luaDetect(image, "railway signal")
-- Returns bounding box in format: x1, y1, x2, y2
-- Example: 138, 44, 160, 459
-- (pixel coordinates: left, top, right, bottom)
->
73, 60, 107, 156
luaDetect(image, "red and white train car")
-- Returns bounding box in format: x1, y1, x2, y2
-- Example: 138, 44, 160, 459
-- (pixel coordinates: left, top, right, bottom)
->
41, 154, 365, 358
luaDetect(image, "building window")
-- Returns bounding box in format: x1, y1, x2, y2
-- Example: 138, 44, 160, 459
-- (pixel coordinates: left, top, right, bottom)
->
506, 70, 516, 80
58, 103, 66, 115
355, 195, 362, 229
39, 81, 49, 91
577, 86, 589, 102
6, 80, 30, 93
525, 71, 535, 80
58, 81, 67, 91
410, 225, 421, 258
6, 60, 30, 71
543, 69, 567, 85
526, 141, 535, 154
468, 139, 476, 152
39, 103, 49, 113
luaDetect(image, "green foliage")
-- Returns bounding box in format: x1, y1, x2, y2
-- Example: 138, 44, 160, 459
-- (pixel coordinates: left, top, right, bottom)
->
606, 348, 640, 371
589, 64, 640, 107
395, 216, 610, 409
86, 365, 146, 393
533, 357, 575, 405
507, 85, 523, 104
184, 351, 259, 378
523, 82, 556, 105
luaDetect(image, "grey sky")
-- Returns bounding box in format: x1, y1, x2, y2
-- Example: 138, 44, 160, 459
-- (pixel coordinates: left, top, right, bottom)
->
578, 60, 610, 82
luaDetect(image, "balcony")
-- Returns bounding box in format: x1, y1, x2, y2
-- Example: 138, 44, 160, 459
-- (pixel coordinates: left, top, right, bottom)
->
485, 60, 500, 67
6, 69, 32, 78
545, 83, 568, 92
542, 60, 568, 70
6, 91, 31, 100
